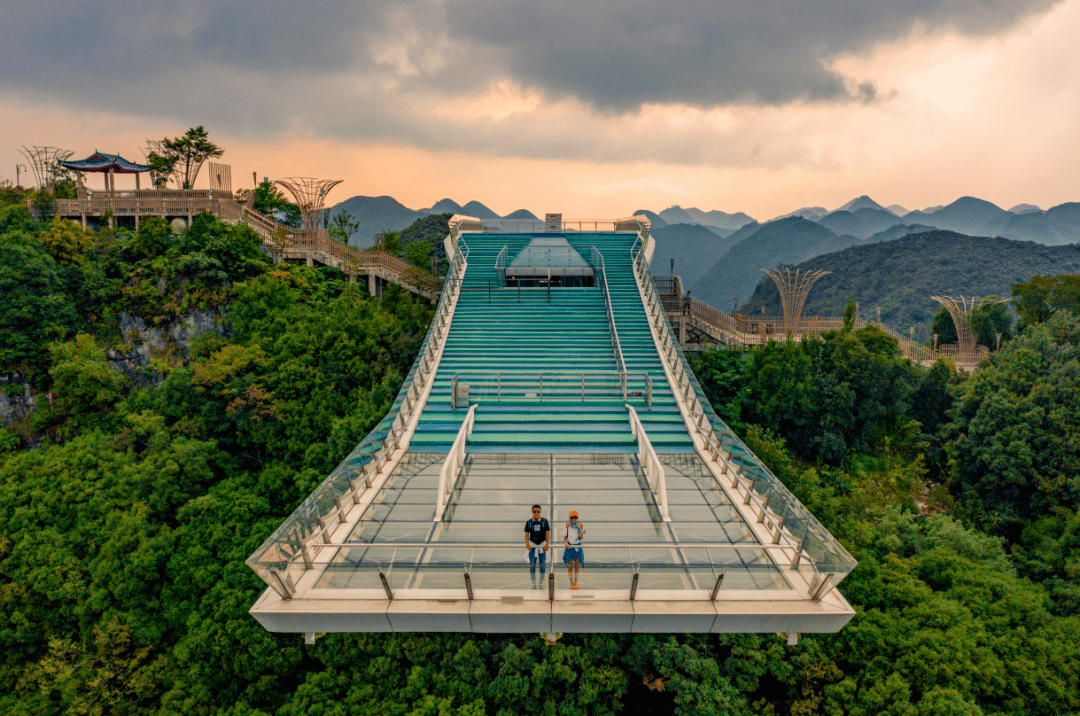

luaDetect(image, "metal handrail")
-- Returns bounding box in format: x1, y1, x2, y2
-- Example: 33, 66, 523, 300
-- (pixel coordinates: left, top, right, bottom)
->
449, 371, 653, 406
591, 246, 628, 399
337, 542, 805, 552
435, 404, 478, 521
629, 239, 838, 565
495, 245, 509, 279
625, 404, 670, 521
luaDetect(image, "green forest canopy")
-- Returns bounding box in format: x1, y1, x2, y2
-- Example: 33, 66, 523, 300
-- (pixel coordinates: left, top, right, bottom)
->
1, 187, 1079, 715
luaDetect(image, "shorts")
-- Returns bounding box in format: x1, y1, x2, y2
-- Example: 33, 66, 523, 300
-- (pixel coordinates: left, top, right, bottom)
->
562, 547, 584, 566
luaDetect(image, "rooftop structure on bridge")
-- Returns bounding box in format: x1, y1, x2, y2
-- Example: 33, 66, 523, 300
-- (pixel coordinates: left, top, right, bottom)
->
247, 214, 856, 640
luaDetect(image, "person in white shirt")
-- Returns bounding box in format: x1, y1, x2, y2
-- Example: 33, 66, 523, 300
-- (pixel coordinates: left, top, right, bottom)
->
562, 510, 585, 589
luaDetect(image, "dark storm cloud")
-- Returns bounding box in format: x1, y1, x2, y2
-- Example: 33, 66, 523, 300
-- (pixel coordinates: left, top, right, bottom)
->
0, 0, 1062, 142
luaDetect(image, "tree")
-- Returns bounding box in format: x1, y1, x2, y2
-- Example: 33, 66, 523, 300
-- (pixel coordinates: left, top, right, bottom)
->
969, 299, 1012, 348
1012, 274, 1080, 331
250, 181, 301, 228
145, 126, 223, 189
329, 210, 360, 245
376, 230, 401, 256
127, 216, 171, 261
946, 311, 1080, 539
45, 334, 130, 435
0, 235, 77, 376
402, 239, 434, 268
931, 306, 958, 345
29, 189, 55, 221
38, 217, 94, 265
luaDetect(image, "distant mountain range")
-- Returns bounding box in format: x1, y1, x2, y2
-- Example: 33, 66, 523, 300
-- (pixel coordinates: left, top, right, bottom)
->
691, 217, 859, 308
330, 193, 1080, 308
739, 231, 1080, 339
328, 196, 539, 248
681, 196, 1080, 307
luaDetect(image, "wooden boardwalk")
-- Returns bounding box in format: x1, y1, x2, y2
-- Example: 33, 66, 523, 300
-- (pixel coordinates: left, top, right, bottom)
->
54, 191, 444, 301
655, 276, 989, 372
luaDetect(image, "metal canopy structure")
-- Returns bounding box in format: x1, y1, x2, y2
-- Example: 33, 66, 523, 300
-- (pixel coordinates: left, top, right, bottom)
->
761, 268, 831, 333
931, 295, 1010, 353
19, 146, 74, 189
247, 218, 856, 638
275, 177, 343, 232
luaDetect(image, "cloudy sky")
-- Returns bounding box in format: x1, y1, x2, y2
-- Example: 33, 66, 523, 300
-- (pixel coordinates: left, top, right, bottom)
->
2, 0, 1077, 219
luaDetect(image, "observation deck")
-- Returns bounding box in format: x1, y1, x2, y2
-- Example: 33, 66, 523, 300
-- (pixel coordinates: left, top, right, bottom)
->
247, 216, 856, 638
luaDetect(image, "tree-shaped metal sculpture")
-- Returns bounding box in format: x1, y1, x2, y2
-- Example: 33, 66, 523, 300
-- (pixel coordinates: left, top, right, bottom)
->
762, 268, 831, 333
930, 295, 1010, 354
19, 146, 73, 189
274, 177, 343, 233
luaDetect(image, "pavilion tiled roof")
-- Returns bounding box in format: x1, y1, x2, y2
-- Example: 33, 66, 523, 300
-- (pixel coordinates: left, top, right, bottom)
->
59, 151, 149, 173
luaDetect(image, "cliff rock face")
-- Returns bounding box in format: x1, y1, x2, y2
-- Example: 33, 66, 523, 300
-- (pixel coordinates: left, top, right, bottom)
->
1, 310, 228, 427
107, 310, 227, 388
0, 375, 34, 427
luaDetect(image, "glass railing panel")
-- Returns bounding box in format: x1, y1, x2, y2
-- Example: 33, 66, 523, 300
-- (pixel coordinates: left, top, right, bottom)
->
247, 242, 469, 594
629, 243, 857, 584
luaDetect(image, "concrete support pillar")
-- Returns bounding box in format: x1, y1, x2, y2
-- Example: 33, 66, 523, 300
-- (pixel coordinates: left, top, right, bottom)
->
368, 272, 377, 297
306, 255, 314, 267
678, 315, 687, 348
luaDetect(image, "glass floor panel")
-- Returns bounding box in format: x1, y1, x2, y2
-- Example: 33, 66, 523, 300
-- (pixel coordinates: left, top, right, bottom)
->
327, 453, 792, 592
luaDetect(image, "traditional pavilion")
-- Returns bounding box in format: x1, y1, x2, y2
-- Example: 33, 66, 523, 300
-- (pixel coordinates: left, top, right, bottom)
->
59, 151, 151, 192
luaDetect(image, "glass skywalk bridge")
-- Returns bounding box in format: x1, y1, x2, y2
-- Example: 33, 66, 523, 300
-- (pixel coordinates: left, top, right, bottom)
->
247, 216, 856, 638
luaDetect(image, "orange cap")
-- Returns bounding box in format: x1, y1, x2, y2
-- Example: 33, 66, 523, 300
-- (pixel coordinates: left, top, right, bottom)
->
569, 510, 579, 518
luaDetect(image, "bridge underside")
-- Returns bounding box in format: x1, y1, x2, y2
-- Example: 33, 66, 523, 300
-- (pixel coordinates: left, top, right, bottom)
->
248, 220, 856, 636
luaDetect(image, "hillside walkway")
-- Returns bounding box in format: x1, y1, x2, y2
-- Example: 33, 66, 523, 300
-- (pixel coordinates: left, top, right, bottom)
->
216, 201, 443, 300
655, 276, 988, 372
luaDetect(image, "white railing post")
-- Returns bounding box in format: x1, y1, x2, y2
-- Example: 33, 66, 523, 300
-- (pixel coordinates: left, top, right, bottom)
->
625, 404, 670, 521
434, 404, 478, 521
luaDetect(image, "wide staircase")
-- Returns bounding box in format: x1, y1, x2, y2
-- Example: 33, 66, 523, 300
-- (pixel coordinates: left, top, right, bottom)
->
408, 232, 693, 454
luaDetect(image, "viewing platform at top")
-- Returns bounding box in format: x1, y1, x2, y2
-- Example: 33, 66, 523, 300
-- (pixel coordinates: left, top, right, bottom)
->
247, 214, 856, 639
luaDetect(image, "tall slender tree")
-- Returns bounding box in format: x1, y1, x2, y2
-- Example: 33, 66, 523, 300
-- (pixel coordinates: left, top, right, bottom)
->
146, 126, 223, 189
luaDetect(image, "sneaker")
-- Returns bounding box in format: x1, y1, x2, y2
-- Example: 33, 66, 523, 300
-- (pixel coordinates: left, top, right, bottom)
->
571, 584, 579, 590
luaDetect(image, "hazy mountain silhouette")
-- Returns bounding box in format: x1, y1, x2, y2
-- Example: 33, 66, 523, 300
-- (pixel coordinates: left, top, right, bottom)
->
329, 195, 422, 248
886, 204, 909, 216
817, 207, 905, 239
691, 217, 852, 306
633, 209, 668, 229
836, 195, 892, 214
649, 224, 742, 287
655, 205, 754, 230
503, 209, 539, 220
863, 223, 940, 243
427, 198, 464, 214
681, 206, 756, 230
1008, 203, 1042, 214
773, 206, 829, 221
902, 197, 1009, 235
740, 230, 1080, 339
331, 196, 536, 246
460, 200, 500, 219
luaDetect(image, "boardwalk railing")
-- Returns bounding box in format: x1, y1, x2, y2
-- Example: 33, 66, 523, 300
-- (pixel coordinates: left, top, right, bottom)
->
654, 276, 992, 371
56, 189, 230, 219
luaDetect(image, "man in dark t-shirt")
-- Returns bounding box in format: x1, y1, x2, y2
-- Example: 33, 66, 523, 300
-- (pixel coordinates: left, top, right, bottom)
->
524, 504, 550, 588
